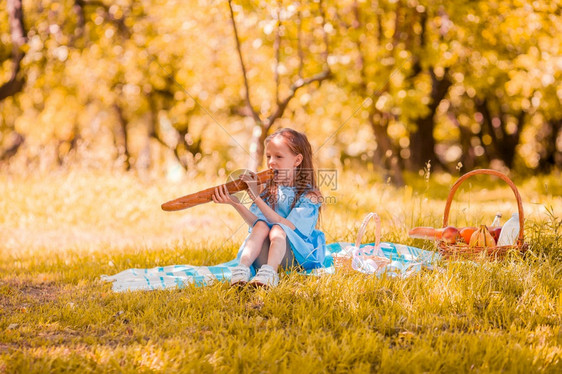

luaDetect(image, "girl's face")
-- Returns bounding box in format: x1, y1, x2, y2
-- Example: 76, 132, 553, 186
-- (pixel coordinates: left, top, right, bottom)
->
265, 136, 303, 185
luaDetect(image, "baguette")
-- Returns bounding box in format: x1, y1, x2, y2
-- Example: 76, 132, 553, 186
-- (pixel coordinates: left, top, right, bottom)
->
161, 169, 274, 211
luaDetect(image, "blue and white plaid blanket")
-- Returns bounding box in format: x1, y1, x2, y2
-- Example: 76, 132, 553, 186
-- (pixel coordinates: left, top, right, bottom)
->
101, 242, 440, 292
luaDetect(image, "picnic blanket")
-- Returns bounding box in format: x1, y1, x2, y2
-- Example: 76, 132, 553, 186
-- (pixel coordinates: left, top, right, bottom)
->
101, 242, 440, 292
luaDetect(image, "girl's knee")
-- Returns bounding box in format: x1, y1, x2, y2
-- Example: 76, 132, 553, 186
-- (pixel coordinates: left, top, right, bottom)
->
251, 221, 270, 237
269, 225, 286, 241
253, 220, 269, 231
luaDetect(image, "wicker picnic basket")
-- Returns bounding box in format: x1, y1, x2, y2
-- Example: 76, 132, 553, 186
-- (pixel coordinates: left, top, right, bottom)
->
334, 212, 390, 272
438, 169, 529, 259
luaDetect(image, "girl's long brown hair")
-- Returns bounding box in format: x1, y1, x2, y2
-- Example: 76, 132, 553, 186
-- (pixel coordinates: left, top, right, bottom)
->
261, 128, 322, 212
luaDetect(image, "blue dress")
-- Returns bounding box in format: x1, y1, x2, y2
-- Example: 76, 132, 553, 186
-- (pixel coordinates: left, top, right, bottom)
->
237, 185, 326, 270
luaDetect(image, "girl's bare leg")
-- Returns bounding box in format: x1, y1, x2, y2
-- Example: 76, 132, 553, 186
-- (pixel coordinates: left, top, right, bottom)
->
239, 221, 270, 267
252, 238, 271, 269
253, 237, 296, 269
266, 225, 288, 271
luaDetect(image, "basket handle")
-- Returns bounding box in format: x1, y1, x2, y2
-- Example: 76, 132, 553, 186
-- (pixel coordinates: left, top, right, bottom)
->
443, 169, 525, 245
355, 213, 381, 250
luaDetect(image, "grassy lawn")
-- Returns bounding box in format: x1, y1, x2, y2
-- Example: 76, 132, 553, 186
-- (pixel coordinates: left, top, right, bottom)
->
1, 169, 561, 373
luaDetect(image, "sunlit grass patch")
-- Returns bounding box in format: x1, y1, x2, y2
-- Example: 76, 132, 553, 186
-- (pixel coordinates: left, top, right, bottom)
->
1, 169, 561, 372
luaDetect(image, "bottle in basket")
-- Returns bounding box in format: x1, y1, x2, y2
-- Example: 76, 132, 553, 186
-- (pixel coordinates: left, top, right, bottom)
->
491, 212, 502, 227
497, 213, 520, 246
489, 212, 503, 241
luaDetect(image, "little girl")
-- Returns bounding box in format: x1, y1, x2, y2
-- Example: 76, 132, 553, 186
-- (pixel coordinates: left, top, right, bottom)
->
212, 128, 326, 288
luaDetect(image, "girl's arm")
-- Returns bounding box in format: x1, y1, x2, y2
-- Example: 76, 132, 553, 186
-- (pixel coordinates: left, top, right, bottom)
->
212, 184, 258, 226
242, 174, 297, 230
232, 201, 259, 226
250, 195, 296, 230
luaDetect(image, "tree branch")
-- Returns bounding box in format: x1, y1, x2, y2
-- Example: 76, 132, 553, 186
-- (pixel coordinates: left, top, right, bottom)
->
268, 66, 331, 126
267, 0, 332, 126
0, 132, 25, 162
72, 0, 86, 41
274, 4, 282, 105
227, 0, 261, 124
352, 0, 367, 96
318, 0, 330, 64
409, 10, 426, 79
296, 8, 304, 79
7, 0, 26, 46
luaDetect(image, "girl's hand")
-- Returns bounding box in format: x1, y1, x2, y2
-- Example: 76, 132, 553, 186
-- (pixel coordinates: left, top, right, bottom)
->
240, 171, 259, 201
212, 184, 240, 205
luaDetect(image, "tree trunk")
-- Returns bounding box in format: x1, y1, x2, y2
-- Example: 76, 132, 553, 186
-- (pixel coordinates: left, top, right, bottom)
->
368, 111, 404, 186
247, 123, 269, 171
409, 115, 436, 171
476, 98, 525, 169
537, 118, 562, 173
113, 103, 131, 171
459, 125, 476, 171
175, 126, 202, 171
147, 92, 203, 172
71, 0, 86, 44
500, 111, 524, 169
447, 112, 476, 171
408, 68, 451, 171
0, 0, 27, 102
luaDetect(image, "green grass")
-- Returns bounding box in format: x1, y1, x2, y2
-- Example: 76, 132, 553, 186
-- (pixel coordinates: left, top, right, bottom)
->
1, 169, 561, 373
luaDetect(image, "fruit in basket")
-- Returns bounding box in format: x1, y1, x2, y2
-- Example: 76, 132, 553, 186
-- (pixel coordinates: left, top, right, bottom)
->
442, 226, 460, 244
488, 226, 502, 242
469, 225, 496, 247
459, 227, 477, 243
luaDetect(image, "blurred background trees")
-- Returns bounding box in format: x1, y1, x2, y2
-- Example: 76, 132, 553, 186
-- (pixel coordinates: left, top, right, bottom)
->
1, 0, 560, 182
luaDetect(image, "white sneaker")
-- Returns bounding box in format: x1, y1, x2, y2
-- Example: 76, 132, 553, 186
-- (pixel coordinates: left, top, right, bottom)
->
230, 265, 251, 286
249, 265, 279, 288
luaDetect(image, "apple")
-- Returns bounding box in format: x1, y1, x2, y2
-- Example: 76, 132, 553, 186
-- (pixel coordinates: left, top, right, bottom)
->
442, 226, 460, 244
